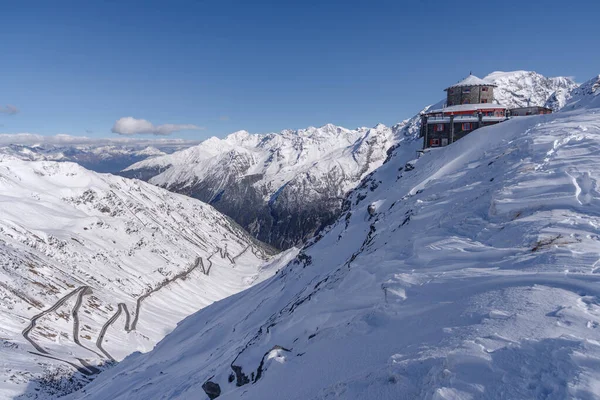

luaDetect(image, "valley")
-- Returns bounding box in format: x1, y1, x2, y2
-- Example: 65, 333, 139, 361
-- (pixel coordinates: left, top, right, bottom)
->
0, 159, 292, 399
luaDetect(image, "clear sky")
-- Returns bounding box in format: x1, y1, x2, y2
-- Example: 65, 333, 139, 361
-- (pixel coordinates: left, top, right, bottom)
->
1, 0, 598, 141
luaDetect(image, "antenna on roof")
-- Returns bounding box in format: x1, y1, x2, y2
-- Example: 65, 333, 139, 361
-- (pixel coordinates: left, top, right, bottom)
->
469, 71, 472, 75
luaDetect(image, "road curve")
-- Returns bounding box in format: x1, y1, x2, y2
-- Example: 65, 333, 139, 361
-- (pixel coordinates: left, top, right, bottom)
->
96, 257, 203, 360
95, 303, 127, 361
23, 245, 261, 373
72, 286, 105, 359
22, 286, 100, 375
22, 286, 89, 354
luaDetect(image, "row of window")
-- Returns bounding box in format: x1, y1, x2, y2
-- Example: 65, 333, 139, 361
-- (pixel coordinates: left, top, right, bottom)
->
433, 123, 473, 132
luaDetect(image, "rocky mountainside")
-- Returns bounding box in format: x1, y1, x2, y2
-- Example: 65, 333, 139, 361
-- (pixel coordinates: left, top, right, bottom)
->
122, 71, 578, 250
70, 76, 600, 400
123, 123, 408, 249
484, 70, 578, 110
0, 158, 291, 399
562, 74, 600, 110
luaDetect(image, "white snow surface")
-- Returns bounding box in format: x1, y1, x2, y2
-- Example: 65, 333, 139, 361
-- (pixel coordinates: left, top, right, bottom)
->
445, 74, 496, 89
70, 76, 600, 399
0, 159, 289, 399
428, 103, 507, 114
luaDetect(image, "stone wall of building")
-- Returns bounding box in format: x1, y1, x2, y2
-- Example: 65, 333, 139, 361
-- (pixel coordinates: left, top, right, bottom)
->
446, 85, 494, 106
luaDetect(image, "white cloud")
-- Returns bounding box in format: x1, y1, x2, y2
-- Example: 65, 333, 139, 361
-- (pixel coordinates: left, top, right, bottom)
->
111, 117, 203, 136
0, 105, 19, 115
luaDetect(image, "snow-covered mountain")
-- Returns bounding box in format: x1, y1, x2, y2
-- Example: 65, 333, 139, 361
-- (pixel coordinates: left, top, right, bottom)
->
0, 144, 169, 174
67, 76, 600, 399
0, 135, 200, 174
122, 71, 577, 250
0, 158, 291, 399
484, 70, 578, 110
123, 123, 408, 249
562, 74, 600, 110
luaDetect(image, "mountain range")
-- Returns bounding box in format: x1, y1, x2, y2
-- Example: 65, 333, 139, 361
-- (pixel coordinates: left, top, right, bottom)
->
0, 136, 199, 174
122, 71, 578, 249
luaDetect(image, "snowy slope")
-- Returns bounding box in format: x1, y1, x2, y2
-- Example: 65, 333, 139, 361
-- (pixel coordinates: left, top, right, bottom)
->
73, 76, 600, 400
0, 158, 289, 399
123, 71, 576, 250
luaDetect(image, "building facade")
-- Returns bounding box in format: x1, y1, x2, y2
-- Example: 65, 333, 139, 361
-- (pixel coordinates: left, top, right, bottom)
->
445, 74, 496, 106
421, 74, 508, 148
509, 106, 552, 116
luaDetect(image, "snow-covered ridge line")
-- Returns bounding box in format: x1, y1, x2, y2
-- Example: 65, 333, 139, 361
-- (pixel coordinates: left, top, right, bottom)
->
122, 121, 408, 249
0, 139, 199, 174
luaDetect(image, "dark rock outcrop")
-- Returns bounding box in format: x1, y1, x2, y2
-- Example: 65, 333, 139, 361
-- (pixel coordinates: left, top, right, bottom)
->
202, 380, 221, 399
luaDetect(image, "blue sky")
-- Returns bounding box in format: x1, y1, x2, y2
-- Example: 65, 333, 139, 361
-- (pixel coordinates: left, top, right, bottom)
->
0, 0, 598, 140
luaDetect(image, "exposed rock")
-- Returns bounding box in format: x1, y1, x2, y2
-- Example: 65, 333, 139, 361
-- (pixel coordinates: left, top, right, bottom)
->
201, 380, 221, 399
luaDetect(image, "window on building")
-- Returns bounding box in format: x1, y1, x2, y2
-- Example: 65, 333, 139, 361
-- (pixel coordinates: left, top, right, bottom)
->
462, 123, 472, 131
430, 138, 440, 146
482, 87, 488, 92
434, 124, 444, 132
463, 88, 471, 94
481, 99, 487, 103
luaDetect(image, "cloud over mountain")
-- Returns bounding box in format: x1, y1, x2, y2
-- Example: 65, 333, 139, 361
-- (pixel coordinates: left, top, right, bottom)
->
111, 117, 203, 135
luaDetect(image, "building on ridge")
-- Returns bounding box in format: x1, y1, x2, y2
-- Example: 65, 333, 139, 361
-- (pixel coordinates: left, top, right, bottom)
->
420, 73, 507, 148
509, 106, 553, 116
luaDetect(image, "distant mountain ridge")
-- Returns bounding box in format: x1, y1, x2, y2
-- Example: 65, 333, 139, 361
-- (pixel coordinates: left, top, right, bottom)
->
122, 71, 578, 249
485, 70, 577, 110
0, 137, 199, 173
123, 122, 409, 249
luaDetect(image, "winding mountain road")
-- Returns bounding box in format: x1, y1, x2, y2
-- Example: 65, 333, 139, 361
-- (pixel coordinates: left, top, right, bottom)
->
22, 286, 100, 375
22, 244, 260, 374
72, 286, 105, 359
22, 286, 90, 355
